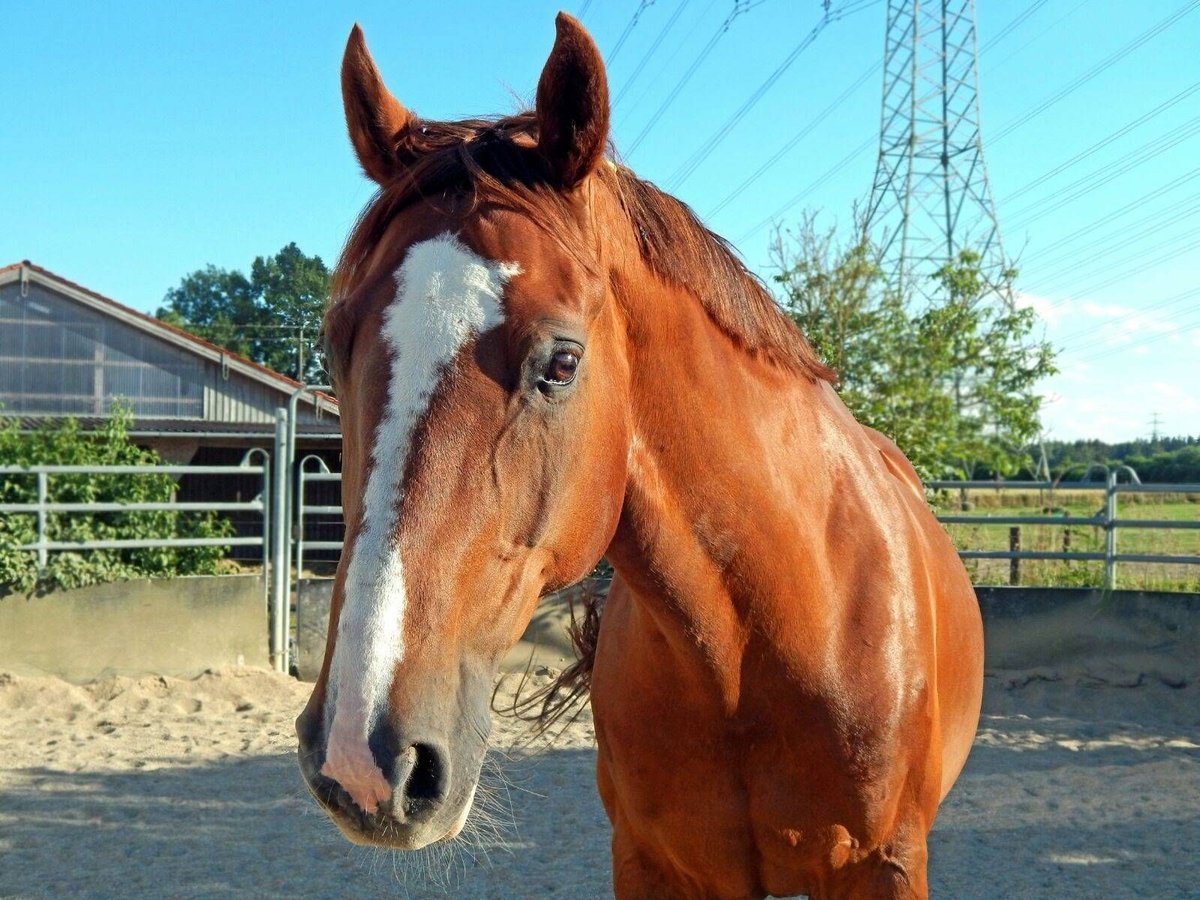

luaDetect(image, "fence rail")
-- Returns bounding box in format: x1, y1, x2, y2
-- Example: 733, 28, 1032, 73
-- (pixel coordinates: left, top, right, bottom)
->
0, 451, 279, 665
6, 404, 1198, 680
928, 469, 1200, 589
0, 456, 271, 568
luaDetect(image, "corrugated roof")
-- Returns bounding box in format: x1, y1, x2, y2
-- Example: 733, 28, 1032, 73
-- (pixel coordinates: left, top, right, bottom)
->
0, 261, 338, 412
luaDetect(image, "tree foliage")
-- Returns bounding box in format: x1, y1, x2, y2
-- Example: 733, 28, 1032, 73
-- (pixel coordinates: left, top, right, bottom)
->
1043, 438, 1200, 483
0, 406, 233, 592
157, 243, 330, 380
771, 216, 1056, 480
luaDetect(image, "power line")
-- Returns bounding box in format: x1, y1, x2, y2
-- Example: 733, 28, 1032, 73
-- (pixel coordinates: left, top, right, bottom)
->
1054, 285, 1200, 351
1024, 200, 1200, 285
1017, 168, 1200, 267
1008, 169, 1200, 321
705, 60, 878, 219
991, 0, 1200, 144
1005, 114, 1200, 231
616, 0, 721, 119
729, 0, 1052, 245
624, 0, 768, 159
981, 0, 1090, 72
1074, 305, 1200, 364
1022, 191, 1200, 271
613, 0, 693, 109
1041, 230, 1200, 300
737, 135, 876, 243
664, 0, 880, 192
606, 1, 659, 67
978, 0, 1050, 56
1001, 79, 1200, 207
172, 323, 324, 332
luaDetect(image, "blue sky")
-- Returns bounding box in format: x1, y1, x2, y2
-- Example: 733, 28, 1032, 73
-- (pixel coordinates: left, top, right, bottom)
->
2, 0, 1197, 442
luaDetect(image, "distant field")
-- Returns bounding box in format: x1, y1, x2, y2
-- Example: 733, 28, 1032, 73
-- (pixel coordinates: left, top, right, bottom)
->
930, 488, 1200, 592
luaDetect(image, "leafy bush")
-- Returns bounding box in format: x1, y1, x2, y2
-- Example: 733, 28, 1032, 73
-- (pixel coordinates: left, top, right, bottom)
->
0, 406, 234, 592
771, 218, 1056, 481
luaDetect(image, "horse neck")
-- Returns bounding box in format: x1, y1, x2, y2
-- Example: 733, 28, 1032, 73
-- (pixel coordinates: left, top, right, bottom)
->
604, 249, 857, 686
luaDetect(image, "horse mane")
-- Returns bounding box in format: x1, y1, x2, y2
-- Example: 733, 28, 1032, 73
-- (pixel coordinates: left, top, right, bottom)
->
332, 112, 835, 384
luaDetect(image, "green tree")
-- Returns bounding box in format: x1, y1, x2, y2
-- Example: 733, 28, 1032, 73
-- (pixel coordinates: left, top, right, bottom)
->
157, 243, 330, 380
771, 217, 1056, 480
0, 405, 233, 592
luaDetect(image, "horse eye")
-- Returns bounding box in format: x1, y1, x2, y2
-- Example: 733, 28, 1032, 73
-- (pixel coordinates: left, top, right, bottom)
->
541, 350, 579, 386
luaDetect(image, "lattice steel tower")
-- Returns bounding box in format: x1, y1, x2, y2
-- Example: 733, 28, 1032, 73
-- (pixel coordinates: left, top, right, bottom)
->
865, 0, 1008, 299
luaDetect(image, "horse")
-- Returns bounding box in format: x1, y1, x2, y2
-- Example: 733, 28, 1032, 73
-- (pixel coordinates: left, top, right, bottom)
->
296, 13, 984, 898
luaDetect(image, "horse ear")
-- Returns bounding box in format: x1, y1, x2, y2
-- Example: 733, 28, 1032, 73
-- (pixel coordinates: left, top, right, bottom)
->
536, 12, 610, 189
341, 24, 414, 184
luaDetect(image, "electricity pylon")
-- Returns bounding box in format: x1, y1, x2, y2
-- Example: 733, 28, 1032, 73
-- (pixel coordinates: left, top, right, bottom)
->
864, 0, 1009, 301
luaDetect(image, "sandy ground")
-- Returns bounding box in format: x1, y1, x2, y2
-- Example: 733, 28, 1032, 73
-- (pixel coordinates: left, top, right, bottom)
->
1, 666, 1197, 899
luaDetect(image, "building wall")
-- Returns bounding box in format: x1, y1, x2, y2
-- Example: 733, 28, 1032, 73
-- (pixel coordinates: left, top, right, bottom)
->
0, 280, 330, 425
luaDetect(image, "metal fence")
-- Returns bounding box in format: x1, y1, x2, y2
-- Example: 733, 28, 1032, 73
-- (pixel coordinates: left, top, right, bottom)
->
0, 456, 271, 567
5, 401, 1198, 679
292, 454, 344, 666
929, 466, 1200, 590
0, 449, 283, 666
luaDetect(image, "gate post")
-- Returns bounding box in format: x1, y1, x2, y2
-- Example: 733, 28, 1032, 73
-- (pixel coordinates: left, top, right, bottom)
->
271, 409, 290, 673
35, 471, 48, 570
1008, 527, 1021, 586
1104, 470, 1118, 592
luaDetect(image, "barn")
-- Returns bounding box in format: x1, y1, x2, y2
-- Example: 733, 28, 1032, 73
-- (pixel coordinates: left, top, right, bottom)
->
0, 260, 339, 463
1, 261, 343, 558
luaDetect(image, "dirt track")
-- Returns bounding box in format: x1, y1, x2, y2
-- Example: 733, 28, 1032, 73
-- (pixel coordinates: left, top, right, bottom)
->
1, 668, 1197, 899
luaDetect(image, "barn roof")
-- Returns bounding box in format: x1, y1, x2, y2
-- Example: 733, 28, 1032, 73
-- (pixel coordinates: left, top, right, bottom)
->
0, 261, 337, 414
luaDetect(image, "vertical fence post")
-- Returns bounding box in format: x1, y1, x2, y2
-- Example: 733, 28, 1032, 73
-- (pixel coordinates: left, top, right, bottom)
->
271, 409, 290, 673
35, 470, 48, 570
255, 450, 272, 627
1104, 470, 1118, 592
1008, 526, 1020, 586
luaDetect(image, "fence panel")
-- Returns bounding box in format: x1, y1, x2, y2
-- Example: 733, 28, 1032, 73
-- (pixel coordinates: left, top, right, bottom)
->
0, 451, 284, 667
928, 475, 1200, 591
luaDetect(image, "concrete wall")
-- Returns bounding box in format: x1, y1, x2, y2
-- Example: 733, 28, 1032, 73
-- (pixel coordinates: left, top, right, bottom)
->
0, 575, 269, 682
977, 587, 1199, 685
296, 583, 1200, 686
294, 578, 592, 683
294, 578, 335, 682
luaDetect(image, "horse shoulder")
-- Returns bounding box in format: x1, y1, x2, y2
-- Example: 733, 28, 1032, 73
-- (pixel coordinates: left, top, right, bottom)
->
861, 425, 924, 500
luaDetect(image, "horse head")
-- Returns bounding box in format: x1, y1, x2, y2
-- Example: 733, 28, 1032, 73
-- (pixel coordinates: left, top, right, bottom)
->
296, 14, 631, 849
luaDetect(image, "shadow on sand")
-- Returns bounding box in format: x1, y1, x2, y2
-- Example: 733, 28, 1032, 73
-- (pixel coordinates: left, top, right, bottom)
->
0, 747, 610, 900
3, 710, 1198, 899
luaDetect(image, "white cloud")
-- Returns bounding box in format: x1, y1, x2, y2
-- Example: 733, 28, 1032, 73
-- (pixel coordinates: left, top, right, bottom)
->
1076, 299, 1135, 319
1036, 345, 1197, 441
1013, 290, 1066, 325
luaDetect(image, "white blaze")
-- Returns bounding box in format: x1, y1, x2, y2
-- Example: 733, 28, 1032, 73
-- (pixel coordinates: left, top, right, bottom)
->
321, 234, 518, 813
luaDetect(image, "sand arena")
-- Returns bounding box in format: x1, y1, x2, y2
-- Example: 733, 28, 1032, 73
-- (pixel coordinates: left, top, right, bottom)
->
1, 649, 1198, 898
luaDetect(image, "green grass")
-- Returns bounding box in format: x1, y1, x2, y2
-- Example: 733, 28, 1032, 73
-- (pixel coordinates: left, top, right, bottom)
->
930, 488, 1200, 592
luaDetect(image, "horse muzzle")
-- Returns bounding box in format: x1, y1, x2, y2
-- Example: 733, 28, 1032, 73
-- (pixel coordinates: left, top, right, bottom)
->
296, 708, 481, 849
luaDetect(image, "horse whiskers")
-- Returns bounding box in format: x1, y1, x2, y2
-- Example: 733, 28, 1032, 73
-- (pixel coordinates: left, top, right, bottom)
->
333, 754, 520, 896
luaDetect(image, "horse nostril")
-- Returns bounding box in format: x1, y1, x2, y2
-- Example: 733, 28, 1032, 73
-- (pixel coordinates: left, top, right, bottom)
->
367, 721, 403, 783
404, 742, 449, 806
365, 723, 450, 818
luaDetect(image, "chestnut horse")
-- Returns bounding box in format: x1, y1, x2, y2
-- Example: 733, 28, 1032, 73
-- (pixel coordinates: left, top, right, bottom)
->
297, 13, 984, 898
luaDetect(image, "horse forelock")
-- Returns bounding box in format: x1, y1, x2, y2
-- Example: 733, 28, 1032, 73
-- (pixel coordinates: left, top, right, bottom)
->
329, 114, 834, 384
